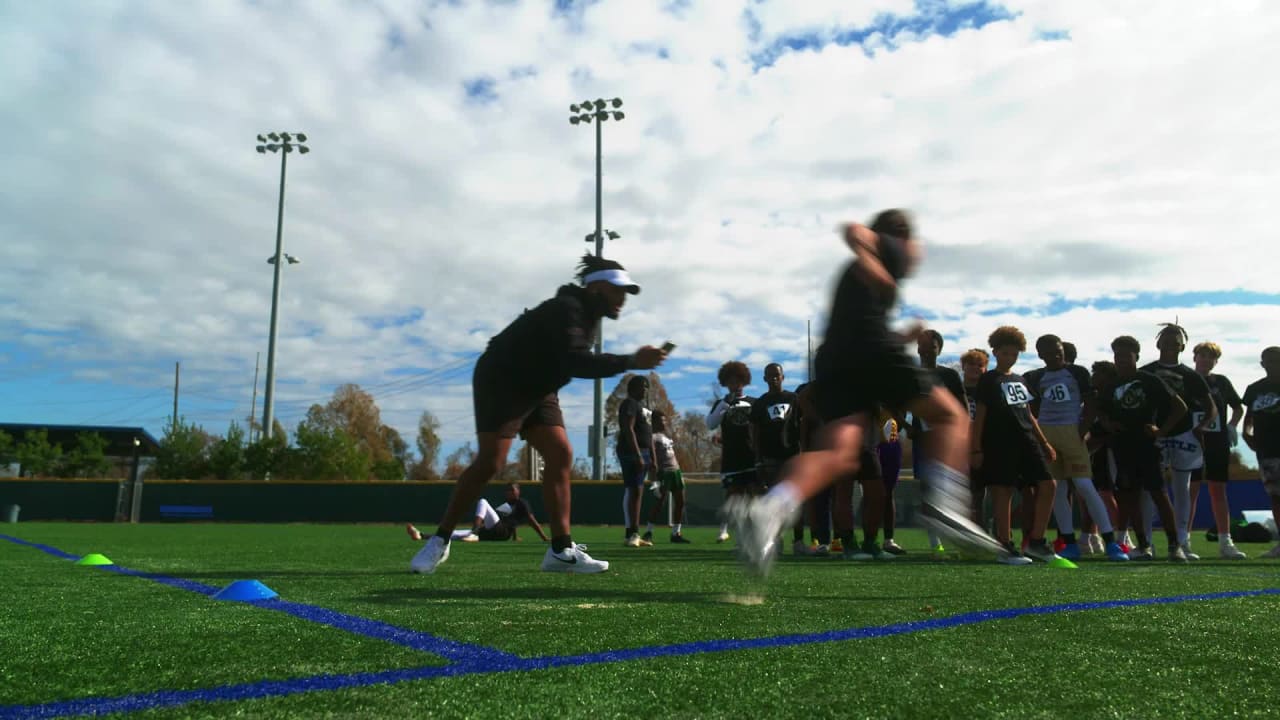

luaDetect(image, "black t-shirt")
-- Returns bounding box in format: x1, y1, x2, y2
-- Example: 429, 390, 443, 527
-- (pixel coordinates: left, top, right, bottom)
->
1088, 419, 1113, 480
816, 234, 910, 368
976, 370, 1038, 448
911, 366, 966, 435
1201, 373, 1242, 449
496, 498, 532, 530
1098, 371, 1177, 445
1243, 378, 1280, 459
710, 394, 756, 473
751, 390, 799, 461
964, 385, 978, 420
1140, 362, 1210, 435
616, 397, 652, 457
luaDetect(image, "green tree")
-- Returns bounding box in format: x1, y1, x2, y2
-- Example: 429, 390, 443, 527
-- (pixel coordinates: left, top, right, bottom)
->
15, 430, 63, 477
207, 422, 247, 480
154, 416, 212, 479
244, 430, 290, 480
0, 430, 15, 475
294, 410, 371, 480
60, 432, 112, 478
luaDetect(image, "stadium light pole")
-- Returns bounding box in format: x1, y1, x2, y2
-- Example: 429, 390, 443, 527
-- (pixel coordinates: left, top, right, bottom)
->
570, 97, 624, 481
255, 131, 309, 441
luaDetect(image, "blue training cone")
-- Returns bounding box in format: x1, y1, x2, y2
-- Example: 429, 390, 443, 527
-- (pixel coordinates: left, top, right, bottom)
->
212, 580, 279, 602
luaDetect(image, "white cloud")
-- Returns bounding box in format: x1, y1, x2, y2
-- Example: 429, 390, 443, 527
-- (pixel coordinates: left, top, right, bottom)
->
1, 0, 1279, 465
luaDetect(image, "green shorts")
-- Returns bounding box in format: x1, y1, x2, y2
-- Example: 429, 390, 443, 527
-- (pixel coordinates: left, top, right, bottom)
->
659, 469, 685, 491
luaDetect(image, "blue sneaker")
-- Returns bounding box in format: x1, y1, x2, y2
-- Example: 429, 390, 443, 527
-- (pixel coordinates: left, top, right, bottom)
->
1059, 543, 1082, 561
1105, 542, 1130, 561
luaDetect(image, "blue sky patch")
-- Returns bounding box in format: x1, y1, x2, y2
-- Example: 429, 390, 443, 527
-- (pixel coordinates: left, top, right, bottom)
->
462, 77, 499, 104
749, 0, 1018, 69
362, 308, 424, 330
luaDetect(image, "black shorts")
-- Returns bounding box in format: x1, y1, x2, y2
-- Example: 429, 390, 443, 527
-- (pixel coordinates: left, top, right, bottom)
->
856, 447, 882, 484
756, 459, 781, 489
981, 439, 1053, 489
720, 469, 756, 490
1089, 448, 1116, 492
1112, 441, 1164, 493
475, 524, 514, 541
813, 350, 936, 422
472, 354, 564, 439
1191, 442, 1230, 482
619, 451, 651, 488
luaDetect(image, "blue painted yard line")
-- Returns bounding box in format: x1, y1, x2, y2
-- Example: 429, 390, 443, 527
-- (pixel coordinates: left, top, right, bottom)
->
0, 534, 518, 666
3, 586, 1278, 719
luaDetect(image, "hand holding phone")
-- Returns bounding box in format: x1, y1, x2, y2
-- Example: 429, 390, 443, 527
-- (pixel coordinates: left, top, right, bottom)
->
661, 341, 677, 353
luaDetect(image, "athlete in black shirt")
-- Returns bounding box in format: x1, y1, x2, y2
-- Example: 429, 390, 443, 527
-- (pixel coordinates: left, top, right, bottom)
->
708, 361, 756, 542
1097, 335, 1187, 561
1140, 322, 1216, 559
751, 364, 807, 553
909, 329, 967, 553
1243, 347, 1280, 558
618, 375, 656, 547
410, 254, 666, 575
727, 209, 1001, 577
1191, 341, 1247, 559
971, 326, 1060, 564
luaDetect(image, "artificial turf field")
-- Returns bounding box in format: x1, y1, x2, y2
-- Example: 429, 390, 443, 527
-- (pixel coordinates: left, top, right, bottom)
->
2, 524, 1279, 719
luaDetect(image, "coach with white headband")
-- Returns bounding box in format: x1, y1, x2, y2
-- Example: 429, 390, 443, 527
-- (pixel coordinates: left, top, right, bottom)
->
410, 253, 668, 575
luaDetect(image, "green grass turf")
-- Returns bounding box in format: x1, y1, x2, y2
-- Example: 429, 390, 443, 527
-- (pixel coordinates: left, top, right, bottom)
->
3, 523, 1279, 718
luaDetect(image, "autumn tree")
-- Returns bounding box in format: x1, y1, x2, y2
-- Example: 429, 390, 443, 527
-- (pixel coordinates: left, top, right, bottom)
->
604, 371, 677, 457
670, 410, 718, 473
443, 442, 476, 481
372, 425, 409, 481
319, 384, 395, 465
408, 410, 443, 481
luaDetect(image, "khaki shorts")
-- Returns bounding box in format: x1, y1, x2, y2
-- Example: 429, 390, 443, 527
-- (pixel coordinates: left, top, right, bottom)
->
1041, 424, 1091, 478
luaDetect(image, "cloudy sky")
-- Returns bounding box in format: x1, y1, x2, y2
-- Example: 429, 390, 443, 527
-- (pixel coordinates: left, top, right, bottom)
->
2, 0, 1278, 470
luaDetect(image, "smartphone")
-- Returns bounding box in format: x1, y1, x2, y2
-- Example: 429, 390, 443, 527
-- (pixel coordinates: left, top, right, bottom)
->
661, 341, 677, 353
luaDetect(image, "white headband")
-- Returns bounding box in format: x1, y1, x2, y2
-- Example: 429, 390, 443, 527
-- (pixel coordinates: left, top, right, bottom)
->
583, 268, 640, 293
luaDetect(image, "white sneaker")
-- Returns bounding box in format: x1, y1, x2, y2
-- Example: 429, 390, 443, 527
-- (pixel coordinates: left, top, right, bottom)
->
1219, 542, 1247, 560
920, 503, 1005, 555
716, 530, 730, 543
1129, 547, 1155, 561
458, 532, 479, 543
1023, 542, 1062, 563
1262, 544, 1280, 559
1168, 545, 1188, 563
410, 536, 449, 574
624, 534, 641, 547
998, 543, 1034, 566
541, 543, 609, 573
1179, 544, 1200, 561
726, 495, 796, 577
1080, 533, 1101, 555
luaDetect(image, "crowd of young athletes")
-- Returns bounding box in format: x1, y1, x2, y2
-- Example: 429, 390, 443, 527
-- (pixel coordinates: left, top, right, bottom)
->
684, 327, 1280, 566
407, 210, 1280, 576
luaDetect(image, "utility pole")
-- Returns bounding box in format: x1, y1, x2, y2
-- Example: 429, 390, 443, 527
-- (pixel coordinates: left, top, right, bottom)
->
249, 352, 261, 442
173, 362, 180, 432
